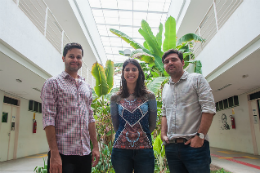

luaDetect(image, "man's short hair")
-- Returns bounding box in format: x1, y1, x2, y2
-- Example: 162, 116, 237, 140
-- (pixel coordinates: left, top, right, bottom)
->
63, 42, 84, 57
162, 49, 183, 63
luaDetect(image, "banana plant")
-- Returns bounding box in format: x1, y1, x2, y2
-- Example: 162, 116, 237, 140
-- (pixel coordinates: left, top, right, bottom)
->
110, 16, 205, 78
91, 60, 114, 99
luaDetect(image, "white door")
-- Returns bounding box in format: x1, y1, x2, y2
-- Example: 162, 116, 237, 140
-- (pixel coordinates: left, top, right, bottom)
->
250, 99, 260, 155
0, 104, 17, 161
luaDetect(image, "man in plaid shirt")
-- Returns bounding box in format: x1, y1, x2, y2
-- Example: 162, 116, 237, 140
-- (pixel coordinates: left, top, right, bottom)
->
41, 43, 100, 173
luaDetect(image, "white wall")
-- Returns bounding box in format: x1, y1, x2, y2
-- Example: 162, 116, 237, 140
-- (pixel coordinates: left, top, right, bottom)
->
208, 93, 254, 154
69, 0, 107, 65
0, 90, 4, 132
16, 97, 48, 158
0, 91, 48, 159
0, 0, 63, 77
196, 0, 260, 79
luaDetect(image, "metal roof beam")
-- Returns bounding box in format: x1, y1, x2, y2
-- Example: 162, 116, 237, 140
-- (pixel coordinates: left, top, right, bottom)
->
91, 7, 168, 14
97, 23, 158, 29
100, 35, 144, 39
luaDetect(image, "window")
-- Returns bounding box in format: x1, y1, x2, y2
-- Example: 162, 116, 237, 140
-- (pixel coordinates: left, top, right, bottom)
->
223, 99, 228, 109
215, 95, 239, 112
228, 97, 234, 107
234, 96, 239, 106
218, 101, 223, 110
3, 96, 18, 106
215, 102, 219, 112
28, 100, 42, 113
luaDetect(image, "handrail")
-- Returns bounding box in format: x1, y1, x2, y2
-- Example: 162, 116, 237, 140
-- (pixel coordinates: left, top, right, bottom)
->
193, 0, 243, 57
12, 0, 94, 87
13, 0, 71, 54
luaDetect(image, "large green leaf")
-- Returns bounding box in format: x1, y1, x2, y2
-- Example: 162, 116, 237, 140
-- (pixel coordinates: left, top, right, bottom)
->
143, 41, 154, 54
131, 49, 155, 64
139, 28, 163, 57
177, 33, 205, 46
153, 54, 165, 73
110, 28, 152, 55
194, 60, 202, 74
91, 62, 109, 97
184, 60, 202, 74
147, 77, 168, 94
183, 52, 193, 61
177, 44, 190, 53
105, 60, 114, 91
163, 16, 176, 52
141, 20, 157, 46
152, 133, 165, 156
156, 23, 163, 49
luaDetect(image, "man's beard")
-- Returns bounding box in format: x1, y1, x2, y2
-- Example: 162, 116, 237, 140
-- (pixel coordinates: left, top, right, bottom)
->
65, 63, 81, 72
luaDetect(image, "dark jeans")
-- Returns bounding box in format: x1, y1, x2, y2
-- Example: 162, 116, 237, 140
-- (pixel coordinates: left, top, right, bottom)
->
111, 148, 155, 173
165, 141, 211, 173
47, 151, 92, 173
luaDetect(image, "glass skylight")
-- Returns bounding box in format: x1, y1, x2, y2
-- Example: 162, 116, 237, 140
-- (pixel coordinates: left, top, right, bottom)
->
77, 0, 184, 87
87, 0, 179, 64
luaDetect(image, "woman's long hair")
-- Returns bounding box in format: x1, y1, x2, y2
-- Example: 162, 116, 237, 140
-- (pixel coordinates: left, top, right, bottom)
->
119, 59, 147, 98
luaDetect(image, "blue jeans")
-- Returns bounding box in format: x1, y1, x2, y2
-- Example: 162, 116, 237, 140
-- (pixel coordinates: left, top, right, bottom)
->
165, 141, 211, 173
111, 148, 155, 173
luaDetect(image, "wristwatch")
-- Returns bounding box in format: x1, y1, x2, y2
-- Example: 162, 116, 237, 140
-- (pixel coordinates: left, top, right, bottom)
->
196, 132, 205, 139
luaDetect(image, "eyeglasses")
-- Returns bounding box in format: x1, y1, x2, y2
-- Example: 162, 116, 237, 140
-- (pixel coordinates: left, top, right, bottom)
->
124, 68, 138, 72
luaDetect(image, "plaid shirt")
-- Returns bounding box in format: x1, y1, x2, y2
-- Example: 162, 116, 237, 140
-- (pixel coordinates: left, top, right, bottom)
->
41, 71, 95, 156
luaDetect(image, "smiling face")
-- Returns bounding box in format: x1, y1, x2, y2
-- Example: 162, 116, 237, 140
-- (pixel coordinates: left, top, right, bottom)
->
62, 48, 83, 73
163, 53, 184, 76
123, 63, 139, 85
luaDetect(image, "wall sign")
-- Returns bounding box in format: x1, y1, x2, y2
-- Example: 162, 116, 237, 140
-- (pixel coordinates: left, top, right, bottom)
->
2, 112, 8, 123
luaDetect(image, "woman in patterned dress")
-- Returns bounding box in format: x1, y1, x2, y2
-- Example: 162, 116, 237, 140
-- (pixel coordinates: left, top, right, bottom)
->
110, 59, 157, 173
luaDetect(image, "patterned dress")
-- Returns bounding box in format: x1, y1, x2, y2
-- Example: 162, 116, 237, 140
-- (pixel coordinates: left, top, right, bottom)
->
110, 92, 157, 149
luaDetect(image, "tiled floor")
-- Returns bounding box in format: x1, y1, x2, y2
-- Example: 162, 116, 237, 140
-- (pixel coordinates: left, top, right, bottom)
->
211, 147, 260, 173
0, 153, 47, 173
0, 148, 260, 173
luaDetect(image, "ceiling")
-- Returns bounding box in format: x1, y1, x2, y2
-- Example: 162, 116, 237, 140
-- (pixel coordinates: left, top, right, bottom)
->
0, 52, 45, 102
210, 48, 260, 102
85, 0, 183, 63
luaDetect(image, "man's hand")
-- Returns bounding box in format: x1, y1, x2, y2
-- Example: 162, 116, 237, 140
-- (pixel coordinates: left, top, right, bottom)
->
50, 150, 62, 173
161, 135, 169, 144
185, 135, 204, 148
91, 147, 100, 167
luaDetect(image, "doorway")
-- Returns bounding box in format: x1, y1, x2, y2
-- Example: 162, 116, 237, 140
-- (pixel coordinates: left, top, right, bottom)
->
250, 99, 260, 155
0, 97, 19, 161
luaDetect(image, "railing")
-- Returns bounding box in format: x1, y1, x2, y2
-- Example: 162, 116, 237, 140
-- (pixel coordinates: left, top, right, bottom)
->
193, 0, 243, 57
12, 0, 70, 54
12, 0, 94, 87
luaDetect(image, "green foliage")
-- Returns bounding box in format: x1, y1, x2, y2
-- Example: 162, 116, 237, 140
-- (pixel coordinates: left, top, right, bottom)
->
34, 158, 47, 173
91, 62, 109, 97
105, 60, 114, 91
156, 23, 163, 49
92, 142, 115, 173
110, 28, 151, 55
91, 60, 114, 97
177, 33, 205, 46
131, 49, 155, 64
163, 16, 176, 52
110, 15, 204, 80
146, 77, 168, 95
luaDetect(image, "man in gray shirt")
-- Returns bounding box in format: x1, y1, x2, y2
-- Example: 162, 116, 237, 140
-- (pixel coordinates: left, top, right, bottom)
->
161, 49, 216, 173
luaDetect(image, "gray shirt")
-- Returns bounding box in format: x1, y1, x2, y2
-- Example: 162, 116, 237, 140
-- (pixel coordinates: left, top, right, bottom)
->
162, 71, 216, 142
